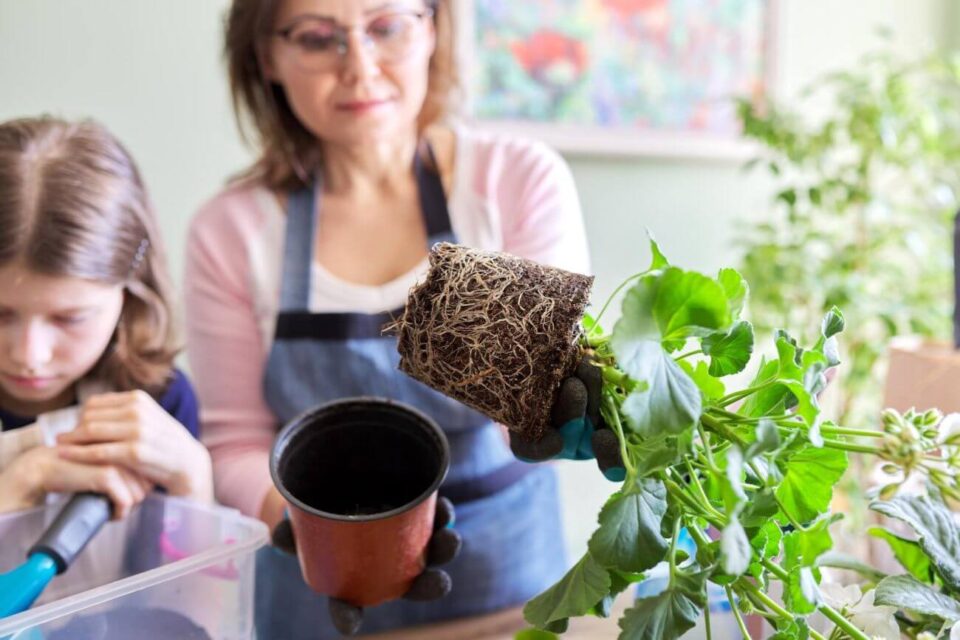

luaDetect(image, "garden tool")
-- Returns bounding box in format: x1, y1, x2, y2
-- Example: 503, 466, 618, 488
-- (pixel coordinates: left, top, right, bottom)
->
0, 492, 111, 618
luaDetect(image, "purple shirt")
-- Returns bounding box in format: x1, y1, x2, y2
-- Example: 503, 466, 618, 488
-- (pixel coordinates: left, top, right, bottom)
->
0, 368, 200, 439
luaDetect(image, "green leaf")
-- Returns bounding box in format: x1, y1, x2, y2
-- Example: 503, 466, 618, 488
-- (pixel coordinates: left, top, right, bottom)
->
720, 516, 752, 576
821, 306, 845, 339
868, 527, 932, 582
718, 268, 749, 319
617, 568, 707, 640
745, 419, 781, 459
620, 344, 702, 437
630, 435, 682, 477
523, 552, 612, 628
784, 566, 820, 614
871, 496, 960, 590
769, 618, 811, 640
750, 520, 783, 561
679, 360, 726, 400
779, 380, 823, 446
783, 515, 837, 570
702, 321, 754, 376
589, 479, 669, 572
741, 489, 780, 529
590, 570, 647, 618
776, 446, 848, 524
874, 574, 960, 622
515, 630, 559, 640
648, 236, 670, 271
655, 268, 732, 342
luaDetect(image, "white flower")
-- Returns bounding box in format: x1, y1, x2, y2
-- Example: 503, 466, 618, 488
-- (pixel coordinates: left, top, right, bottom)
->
820, 582, 863, 609
939, 413, 960, 444
951, 620, 960, 640
848, 589, 900, 640
917, 632, 937, 640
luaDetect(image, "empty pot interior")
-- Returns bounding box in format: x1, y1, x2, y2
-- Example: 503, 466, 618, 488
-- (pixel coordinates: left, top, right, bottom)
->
279, 404, 445, 517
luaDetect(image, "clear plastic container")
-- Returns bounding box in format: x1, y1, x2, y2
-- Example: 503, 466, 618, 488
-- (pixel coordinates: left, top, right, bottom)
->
0, 494, 268, 639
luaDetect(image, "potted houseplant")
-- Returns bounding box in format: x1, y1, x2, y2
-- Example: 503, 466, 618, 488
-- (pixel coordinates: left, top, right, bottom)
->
395, 240, 960, 639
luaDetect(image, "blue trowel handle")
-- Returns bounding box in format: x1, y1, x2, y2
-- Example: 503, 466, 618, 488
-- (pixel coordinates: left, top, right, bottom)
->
29, 493, 112, 574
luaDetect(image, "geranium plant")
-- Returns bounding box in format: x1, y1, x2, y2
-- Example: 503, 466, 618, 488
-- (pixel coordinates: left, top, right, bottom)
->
515, 240, 960, 639
395, 239, 960, 639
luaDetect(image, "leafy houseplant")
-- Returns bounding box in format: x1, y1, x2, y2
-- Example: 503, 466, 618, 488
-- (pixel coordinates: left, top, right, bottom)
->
396, 239, 960, 639
511, 241, 960, 639
735, 49, 960, 428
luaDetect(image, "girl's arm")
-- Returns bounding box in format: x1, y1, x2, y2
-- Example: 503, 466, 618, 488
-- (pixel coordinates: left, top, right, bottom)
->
0, 445, 150, 518
56, 388, 213, 503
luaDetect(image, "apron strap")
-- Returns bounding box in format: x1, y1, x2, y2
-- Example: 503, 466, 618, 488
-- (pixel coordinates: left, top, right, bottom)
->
277, 144, 453, 314
278, 187, 317, 312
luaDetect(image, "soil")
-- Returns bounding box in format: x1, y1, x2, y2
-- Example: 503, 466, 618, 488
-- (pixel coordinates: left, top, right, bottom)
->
394, 243, 593, 441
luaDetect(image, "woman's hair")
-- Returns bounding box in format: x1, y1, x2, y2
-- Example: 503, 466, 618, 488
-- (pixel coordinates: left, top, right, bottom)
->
0, 116, 178, 395
225, 0, 458, 190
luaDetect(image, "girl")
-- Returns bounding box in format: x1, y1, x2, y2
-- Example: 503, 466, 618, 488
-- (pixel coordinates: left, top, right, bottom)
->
0, 116, 211, 518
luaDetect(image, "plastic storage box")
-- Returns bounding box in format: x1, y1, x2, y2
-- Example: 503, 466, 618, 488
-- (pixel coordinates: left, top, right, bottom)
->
0, 494, 268, 639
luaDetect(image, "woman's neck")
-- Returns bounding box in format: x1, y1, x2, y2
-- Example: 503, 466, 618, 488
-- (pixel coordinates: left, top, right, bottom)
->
320, 133, 419, 198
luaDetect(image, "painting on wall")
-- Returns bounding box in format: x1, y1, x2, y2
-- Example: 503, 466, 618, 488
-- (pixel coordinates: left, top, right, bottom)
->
462, 0, 774, 158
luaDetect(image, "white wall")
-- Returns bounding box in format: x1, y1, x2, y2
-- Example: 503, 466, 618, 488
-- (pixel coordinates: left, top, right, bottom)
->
0, 0, 954, 562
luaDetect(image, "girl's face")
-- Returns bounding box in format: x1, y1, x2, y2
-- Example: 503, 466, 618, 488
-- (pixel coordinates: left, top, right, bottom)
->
0, 263, 123, 416
265, 0, 436, 147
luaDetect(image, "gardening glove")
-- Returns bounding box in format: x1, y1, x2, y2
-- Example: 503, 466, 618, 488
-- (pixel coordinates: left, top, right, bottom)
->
509, 356, 626, 482
271, 497, 462, 636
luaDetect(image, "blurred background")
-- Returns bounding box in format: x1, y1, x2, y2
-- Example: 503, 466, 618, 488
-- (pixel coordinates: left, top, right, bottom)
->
2, 0, 959, 562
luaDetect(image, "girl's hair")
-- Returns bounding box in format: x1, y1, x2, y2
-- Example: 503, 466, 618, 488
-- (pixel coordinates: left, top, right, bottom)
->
225, 0, 458, 190
0, 116, 178, 395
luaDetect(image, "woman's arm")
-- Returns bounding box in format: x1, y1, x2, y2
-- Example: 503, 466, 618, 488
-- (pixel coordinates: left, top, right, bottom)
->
496, 138, 590, 273
180, 196, 280, 520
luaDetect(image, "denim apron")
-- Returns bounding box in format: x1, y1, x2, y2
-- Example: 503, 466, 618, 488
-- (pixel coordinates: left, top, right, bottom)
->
254, 152, 567, 639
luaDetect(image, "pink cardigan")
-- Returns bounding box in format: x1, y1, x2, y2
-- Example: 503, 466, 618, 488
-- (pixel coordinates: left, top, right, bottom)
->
184, 128, 590, 518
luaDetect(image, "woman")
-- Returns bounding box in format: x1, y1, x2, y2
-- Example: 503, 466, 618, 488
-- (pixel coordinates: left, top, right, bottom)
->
0, 117, 210, 516
184, 0, 590, 636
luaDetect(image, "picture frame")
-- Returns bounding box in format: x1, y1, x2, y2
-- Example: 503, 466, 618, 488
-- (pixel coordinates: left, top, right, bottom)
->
457, 0, 778, 160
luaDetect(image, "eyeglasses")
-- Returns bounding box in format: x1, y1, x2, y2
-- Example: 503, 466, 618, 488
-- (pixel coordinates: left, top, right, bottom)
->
273, 9, 434, 73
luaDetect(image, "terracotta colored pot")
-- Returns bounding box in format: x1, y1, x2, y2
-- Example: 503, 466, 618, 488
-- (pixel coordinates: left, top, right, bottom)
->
270, 398, 450, 607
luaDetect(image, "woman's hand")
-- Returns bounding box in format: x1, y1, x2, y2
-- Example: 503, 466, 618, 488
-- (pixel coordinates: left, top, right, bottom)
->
0, 445, 150, 518
57, 391, 213, 503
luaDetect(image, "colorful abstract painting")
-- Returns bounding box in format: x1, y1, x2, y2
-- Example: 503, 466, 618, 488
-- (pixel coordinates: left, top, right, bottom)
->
469, 0, 771, 155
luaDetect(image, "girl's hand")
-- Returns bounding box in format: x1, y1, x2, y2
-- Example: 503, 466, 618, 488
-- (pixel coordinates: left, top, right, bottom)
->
0, 445, 151, 518
57, 391, 213, 503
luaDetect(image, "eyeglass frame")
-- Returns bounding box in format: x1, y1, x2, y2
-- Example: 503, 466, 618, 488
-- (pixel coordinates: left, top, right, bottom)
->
271, 7, 436, 69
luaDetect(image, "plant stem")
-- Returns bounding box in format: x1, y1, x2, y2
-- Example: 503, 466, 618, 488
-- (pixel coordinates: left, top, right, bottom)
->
821, 438, 883, 455
697, 423, 720, 473
684, 460, 725, 521
759, 559, 870, 640
602, 394, 637, 479
718, 380, 777, 408
592, 270, 650, 326
704, 592, 713, 640
676, 349, 703, 361
818, 425, 884, 439
726, 586, 751, 640
668, 517, 682, 578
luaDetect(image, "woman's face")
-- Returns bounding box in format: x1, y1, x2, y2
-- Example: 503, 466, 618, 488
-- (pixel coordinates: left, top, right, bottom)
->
266, 0, 436, 147
0, 263, 123, 415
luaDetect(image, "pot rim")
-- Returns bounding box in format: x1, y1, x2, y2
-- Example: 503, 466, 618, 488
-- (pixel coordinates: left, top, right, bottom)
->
270, 397, 450, 523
